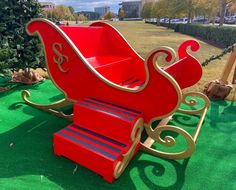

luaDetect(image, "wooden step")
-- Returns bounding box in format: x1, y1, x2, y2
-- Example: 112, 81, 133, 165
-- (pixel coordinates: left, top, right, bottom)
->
54, 123, 136, 183
74, 97, 142, 144
54, 98, 143, 183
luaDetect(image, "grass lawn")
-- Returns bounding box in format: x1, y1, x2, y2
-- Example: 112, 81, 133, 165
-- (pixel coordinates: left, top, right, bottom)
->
108, 21, 236, 100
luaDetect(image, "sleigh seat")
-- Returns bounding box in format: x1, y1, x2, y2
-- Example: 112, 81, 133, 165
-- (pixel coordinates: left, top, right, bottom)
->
22, 19, 210, 183
59, 25, 144, 86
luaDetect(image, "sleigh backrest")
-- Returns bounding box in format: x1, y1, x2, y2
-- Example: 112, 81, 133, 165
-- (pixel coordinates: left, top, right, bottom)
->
60, 26, 106, 58
59, 23, 146, 84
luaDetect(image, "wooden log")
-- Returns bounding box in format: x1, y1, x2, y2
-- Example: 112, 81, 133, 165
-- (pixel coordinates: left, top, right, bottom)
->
220, 44, 236, 83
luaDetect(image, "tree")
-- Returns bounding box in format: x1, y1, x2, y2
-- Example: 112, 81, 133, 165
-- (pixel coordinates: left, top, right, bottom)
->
172, 0, 197, 23
219, 0, 228, 26
43, 5, 75, 21
78, 14, 88, 22
194, 0, 219, 24
141, 2, 153, 19
118, 8, 125, 20
76, 11, 100, 20
153, 0, 182, 24
151, 0, 174, 19
68, 6, 74, 15
185, 0, 195, 23
103, 11, 114, 20
0, 0, 44, 79
229, 1, 236, 11
219, 0, 236, 26
142, 0, 181, 21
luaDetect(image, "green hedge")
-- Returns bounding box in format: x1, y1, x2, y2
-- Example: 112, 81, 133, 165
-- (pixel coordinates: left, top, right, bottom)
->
173, 24, 236, 48
160, 22, 177, 30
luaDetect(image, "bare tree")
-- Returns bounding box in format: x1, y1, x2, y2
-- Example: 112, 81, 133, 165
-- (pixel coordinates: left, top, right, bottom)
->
219, 0, 235, 26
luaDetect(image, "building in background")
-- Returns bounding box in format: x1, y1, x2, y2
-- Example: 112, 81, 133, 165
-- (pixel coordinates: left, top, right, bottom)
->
76, 11, 100, 20
39, 2, 55, 11
94, 6, 110, 16
119, 1, 142, 18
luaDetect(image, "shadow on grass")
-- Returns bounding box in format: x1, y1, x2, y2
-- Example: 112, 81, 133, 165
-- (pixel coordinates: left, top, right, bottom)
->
0, 81, 43, 98
132, 154, 190, 190
49, 93, 65, 102
172, 114, 200, 127
0, 101, 191, 190
208, 100, 236, 133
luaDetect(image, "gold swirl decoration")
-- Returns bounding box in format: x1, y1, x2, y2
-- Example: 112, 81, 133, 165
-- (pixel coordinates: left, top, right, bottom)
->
21, 90, 73, 121
140, 92, 210, 159
177, 92, 210, 142
141, 121, 195, 160
114, 118, 144, 179
148, 46, 177, 73
178, 92, 210, 115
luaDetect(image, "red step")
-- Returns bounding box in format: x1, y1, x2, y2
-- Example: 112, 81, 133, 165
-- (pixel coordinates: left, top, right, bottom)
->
73, 97, 142, 144
54, 98, 143, 183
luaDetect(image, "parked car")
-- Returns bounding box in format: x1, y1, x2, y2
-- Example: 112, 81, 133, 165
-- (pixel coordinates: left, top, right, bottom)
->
160, 18, 169, 23
225, 18, 236, 24
48, 18, 57, 23
214, 16, 220, 23
55, 21, 65, 26
174, 17, 188, 24
193, 16, 208, 24
225, 15, 236, 24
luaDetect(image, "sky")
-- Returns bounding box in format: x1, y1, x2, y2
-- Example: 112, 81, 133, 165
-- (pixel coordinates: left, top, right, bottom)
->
39, 0, 136, 13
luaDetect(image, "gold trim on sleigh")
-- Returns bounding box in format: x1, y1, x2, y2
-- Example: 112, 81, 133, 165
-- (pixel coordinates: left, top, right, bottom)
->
114, 118, 144, 179
140, 92, 210, 159
21, 90, 73, 121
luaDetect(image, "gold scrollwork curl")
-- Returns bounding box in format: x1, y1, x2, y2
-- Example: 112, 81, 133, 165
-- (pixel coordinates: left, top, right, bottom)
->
150, 47, 177, 70
141, 122, 195, 160
114, 118, 144, 179
178, 92, 210, 115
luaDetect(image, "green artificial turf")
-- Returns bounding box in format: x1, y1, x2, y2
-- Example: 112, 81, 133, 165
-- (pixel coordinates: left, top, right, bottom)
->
0, 80, 236, 190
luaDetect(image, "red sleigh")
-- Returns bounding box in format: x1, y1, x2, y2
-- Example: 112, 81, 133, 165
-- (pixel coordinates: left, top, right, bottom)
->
22, 19, 210, 183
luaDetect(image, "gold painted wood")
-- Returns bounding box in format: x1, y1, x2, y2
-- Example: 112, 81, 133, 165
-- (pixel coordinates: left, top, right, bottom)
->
21, 90, 73, 121
232, 65, 236, 84
141, 122, 195, 160
143, 116, 172, 148
177, 92, 210, 142
140, 92, 210, 160
114, 118, 144, 179
52, 43, 69, 73
220, 44, 236, 83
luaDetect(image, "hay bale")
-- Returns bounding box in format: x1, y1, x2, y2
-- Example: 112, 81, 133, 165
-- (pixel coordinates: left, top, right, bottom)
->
203, 80, 232, 100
